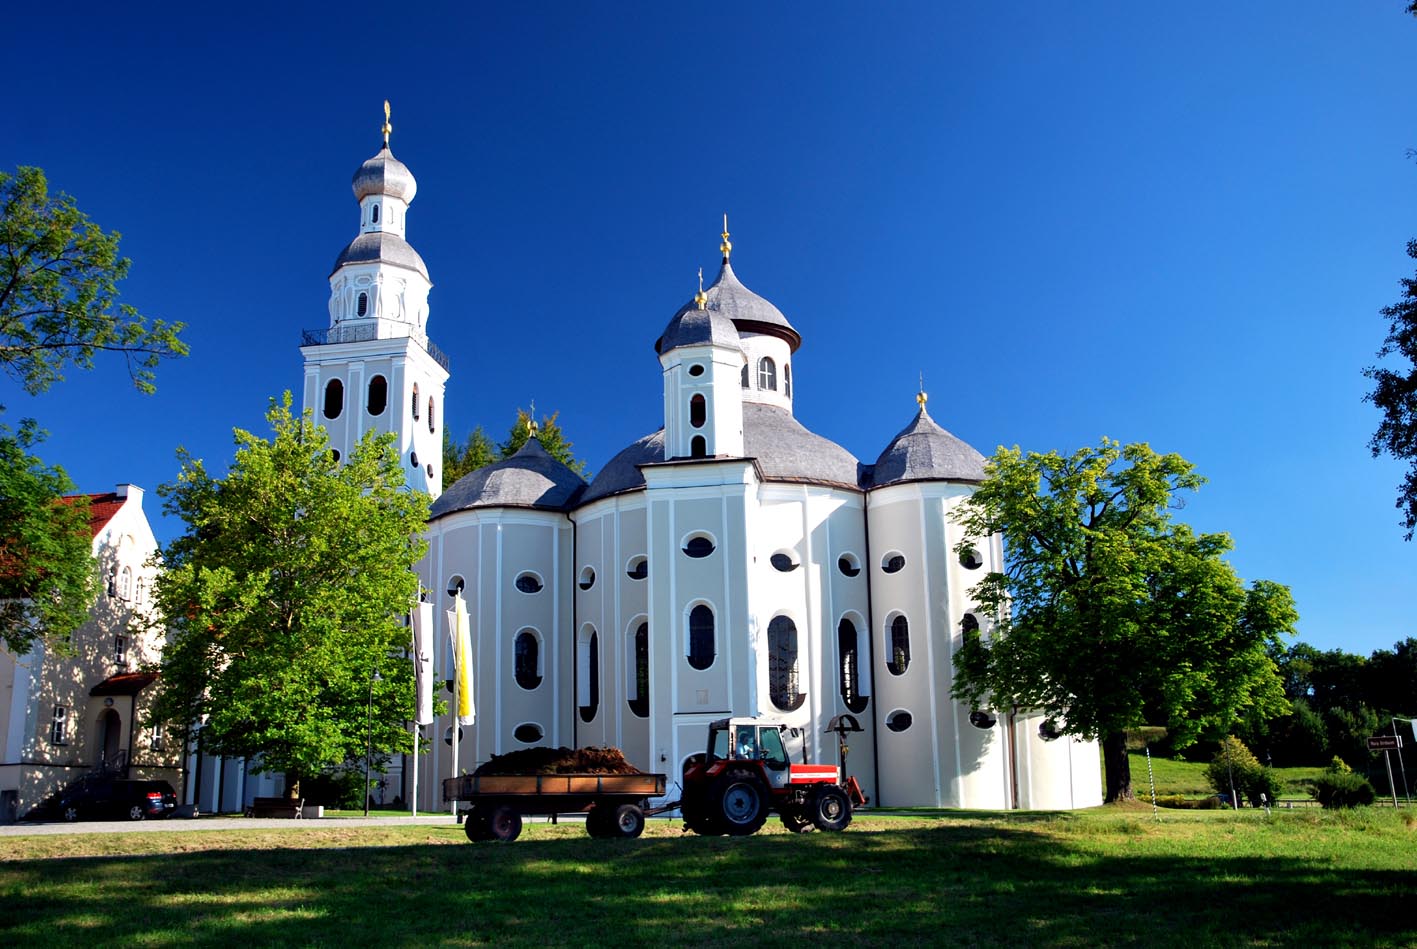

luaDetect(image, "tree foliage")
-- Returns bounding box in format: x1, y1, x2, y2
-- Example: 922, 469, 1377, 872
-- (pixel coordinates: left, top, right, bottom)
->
950, 439, 1297, 803
1364, 239, 1417, 540
443, 407, 588, 484
149, 395, 428, 793
0, 419, 94, 652
0, 166, 187, 395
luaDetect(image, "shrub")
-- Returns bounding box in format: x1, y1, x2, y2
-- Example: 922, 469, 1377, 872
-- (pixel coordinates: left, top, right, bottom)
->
1309, 770, 1376, 809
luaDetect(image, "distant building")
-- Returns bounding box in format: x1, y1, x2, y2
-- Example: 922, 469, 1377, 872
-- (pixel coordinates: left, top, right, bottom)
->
294, 122, 1103, 813
0, 485, 181, 821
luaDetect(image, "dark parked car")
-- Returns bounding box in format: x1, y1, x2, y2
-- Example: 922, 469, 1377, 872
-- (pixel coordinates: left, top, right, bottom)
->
57, 778, 178, 822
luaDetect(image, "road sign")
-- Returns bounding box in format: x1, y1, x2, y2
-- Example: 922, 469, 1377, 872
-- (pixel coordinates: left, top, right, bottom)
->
1367, 735, 1403, 751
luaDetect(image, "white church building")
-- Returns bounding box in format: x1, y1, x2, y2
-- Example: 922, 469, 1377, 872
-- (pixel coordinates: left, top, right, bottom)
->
298, 122, 1102, 811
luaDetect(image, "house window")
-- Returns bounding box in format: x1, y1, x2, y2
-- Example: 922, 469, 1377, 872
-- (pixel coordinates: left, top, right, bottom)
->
626, 557, 648, 580
768, 616, 804, 711
882, 552, 906, 574
784, 364, 792, 398
628, 622, 649, 718
113, 635, 127, 666
514, 629, 542, 690
357, 292, 369, 317
758, 357, 777, 391
577, 627, 599, 723
150, 723, 166, 751
135, 578, 145, 605
323, 378, 344, 419
119, 566, 132, 601
367, 375, 388, 416
689, 394, 706, 428
838, 617, 868, 713
50, 705, 68, 745
687, 605, 715, 670
412, 384, 420, 419
887, 614, 911, 676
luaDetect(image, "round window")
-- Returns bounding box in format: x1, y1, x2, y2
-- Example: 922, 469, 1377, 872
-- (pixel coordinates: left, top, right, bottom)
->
882, 553, 906, 574
688, 364, 705, 377
578, 567, 596, 591
626, 557, 648, 580
770, 553, 798, 572
886, 710, 913, 733
513, 723, 543, 744
683, 535, 715, 558
838, 554, 861, 578
515, 573, 543, 594
960, 547, 985, 570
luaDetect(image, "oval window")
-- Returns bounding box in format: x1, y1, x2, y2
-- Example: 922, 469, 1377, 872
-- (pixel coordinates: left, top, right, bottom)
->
626, 557, 648, 580
446, 575, 466, 597
412, 383, 420, 419
838, 554, 861, 578
578, 567, 596, 591
770, 553, 797, 573
887, 615, 910, 676
410, 451, 419, 468
969, 710, 997, 729
1039, 719, 1063, 741
513, 723, 543, 744
428, 397, 436, 434
330, 449, 341, 463
426, 463, 433, 478
683, 535, 715, 559
886, 710, 913, 733
514, 573, 543, 594
322, 378, 344, 420
357, 292, 369, 317
960, 547, 984, 570
882, 553, 906, 574
690, 394, 706, 429
688, 364, 705, 377
367, 375, 388, 416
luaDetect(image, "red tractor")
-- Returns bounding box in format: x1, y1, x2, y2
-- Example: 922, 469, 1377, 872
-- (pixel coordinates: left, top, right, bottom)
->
680, 717, 856, 836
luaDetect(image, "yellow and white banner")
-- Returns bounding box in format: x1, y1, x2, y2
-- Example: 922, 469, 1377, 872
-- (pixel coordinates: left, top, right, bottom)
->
445, 593, 475, 725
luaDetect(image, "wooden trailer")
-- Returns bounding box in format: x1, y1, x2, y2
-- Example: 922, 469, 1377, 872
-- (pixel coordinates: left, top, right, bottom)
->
443, 771, 668, 842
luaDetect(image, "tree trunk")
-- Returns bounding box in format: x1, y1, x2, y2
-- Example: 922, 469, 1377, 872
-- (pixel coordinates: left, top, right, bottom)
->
1102, 731, 1134, 803
285, 773, 301, 801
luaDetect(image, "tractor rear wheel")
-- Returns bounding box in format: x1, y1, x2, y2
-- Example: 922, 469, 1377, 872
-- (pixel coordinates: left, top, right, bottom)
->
682, 794, 721, 835
711, 771, 768, 836
810, 785, 852, 832
610, 803, 646, 838
487, 804, 523, 842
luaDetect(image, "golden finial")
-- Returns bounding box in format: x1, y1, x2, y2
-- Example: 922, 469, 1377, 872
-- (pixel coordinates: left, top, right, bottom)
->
527, 402, 539, 439
720, 213, 732, 260
916, 373, 928, 410
694, 267, 707, 310
382, 100, 392, 147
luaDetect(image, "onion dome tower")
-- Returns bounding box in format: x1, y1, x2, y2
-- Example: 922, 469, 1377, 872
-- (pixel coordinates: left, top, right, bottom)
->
300, 102, 451, 497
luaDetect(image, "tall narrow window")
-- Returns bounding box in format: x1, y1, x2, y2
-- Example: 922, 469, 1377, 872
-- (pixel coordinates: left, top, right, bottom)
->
113, 635, 127, 666
887, 614, 911, 676
412, 383, 420, 420
784, 364, 792, 398
357, 292, 369, 317
629, 622, 649, 718
323, 378, 344, 419
367, 375, 388, 415
838, 618, 868, 713
514, 630, 542, 690
688, 605, 715, 670
50, 705, 68, 745
578, 627, 599, 722
119, 566, 132, 601
428, 397, 436, 433
371, 204, 379, 224
768, 616, 804, 711
690, 435, 707, 458
741, 364, 749, 388
689, 394, 706, 428
758, 357, 777, 391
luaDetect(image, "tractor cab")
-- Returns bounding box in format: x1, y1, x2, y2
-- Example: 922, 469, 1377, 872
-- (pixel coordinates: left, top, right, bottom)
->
707, 718, 791, 788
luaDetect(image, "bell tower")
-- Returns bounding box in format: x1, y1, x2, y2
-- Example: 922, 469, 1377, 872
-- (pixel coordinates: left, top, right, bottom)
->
300, 103, 450, 497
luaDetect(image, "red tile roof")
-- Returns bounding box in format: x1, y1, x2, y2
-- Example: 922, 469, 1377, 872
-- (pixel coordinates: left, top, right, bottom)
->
62, 492, 125, 539
90, 671, 159, 696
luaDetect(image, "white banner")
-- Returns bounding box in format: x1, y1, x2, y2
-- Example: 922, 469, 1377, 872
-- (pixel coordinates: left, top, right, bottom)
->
411, 601, 434, 726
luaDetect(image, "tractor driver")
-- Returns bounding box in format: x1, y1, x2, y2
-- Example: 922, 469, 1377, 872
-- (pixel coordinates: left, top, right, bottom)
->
736, 728, 759, 760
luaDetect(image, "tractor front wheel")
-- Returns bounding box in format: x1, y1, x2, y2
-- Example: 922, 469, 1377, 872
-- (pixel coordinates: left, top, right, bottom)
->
711, 771, 768, 836
810, 785, 852, 832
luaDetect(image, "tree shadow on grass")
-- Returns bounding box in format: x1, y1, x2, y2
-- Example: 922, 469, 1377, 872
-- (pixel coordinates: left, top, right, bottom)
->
1, 822, 1414, 947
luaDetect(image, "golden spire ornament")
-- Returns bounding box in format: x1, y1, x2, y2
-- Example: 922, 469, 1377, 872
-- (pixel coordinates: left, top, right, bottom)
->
695, 267, 707, 310
916, 373, 928, 410
382, 100, 392, 146
720, 213, 732, 260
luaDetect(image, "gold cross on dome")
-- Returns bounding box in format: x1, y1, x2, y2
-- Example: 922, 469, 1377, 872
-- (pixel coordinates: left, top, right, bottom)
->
382, 100, 392, 146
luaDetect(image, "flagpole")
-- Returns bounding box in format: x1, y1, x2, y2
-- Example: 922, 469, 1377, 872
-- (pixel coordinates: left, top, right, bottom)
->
1393, 718, 1411, 805
411, 723, 419, 818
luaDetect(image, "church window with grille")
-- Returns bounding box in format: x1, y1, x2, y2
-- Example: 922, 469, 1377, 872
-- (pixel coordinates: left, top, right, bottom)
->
428, 397, 436, 433
687, 605, 715, 670
628, 622, 649, 718
887, 614, 911, 675
768, 615, 804, 711
412, 384, 420, 419
514, 629, 542, 690
784, 364, 792, 398
357, 292, 369, 317
838, 617, 868, 713
758, 357, 777, 391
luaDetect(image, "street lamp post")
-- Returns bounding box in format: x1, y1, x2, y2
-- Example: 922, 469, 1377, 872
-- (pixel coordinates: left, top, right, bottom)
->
364, 669, 382, 817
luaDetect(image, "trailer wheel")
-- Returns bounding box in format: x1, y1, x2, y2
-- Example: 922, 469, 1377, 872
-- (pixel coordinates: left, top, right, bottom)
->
487, 804, 523, 842
610, 804, 645, 838
585, 804, 612, 838
711, 771, 768, 836
810, 786, 852, 832
464, 807, 493, 842
781, 811, 814, 834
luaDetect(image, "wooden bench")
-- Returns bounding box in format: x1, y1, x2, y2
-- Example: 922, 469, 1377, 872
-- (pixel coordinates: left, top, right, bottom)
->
245, 796, 304, 819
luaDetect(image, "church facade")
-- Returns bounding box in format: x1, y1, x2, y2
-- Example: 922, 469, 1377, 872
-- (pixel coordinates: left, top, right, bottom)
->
300, 126, 1102, 812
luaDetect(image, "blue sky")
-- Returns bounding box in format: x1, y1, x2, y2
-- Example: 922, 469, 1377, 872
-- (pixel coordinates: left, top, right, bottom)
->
7, 3, 1415, 657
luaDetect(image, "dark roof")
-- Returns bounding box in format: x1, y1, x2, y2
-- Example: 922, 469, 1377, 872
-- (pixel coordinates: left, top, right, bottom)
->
91, 672, 158, 696
655, 303, 741, 355
869, 407, 986, 487
352, 145, 417, 202
659, 260, 800, 353
430, 438, 586, 518
331, 231, 429, 280
578, 404, 862, 503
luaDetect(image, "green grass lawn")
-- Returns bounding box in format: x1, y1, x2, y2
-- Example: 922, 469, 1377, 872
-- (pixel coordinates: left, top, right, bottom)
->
3, 808, 1415, 947
1130, 753, 1328, 800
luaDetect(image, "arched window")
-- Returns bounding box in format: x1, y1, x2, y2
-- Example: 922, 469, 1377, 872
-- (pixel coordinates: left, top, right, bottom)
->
514, 630, 541, 690
371, 204, 379, 224
411, 383, 420, 420
428, 397, 436, 433
758, 357, 777, 391
628, 622, 649, 718
887, 614, 911, 676
578, 627, 599, 722
689, 394, 706, 428
323, 378, 344, 419
690, 435, 707, 458
687, 605, 715, 670
119, 567, 133, 602
784, 364, 792, 398
768, 616, 804, 711
357, 292, 369, 317
367, 375, 388, 416
740, 364, 749, 388
838, 617, 868, 713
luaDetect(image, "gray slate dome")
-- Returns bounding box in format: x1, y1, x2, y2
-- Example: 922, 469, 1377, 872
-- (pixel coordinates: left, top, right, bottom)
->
331, 232, 430, 280
579, 405, 861, 503
430, 438, 586, 518
352, 146, 417, 203
657, 260, 800, 353
655, 301, 742, 355
870, 407, 986, 487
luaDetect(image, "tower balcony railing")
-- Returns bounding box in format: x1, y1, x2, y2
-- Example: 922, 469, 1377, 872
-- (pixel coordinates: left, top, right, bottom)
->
301, 323, 451, 371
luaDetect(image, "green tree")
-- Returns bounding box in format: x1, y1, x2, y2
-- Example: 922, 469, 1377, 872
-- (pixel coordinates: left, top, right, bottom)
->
0, 166, 186, 395
442, 408, 589, 484
0, 419, 94, 652
442, 425, 496, 485
951, 439, 1297, 803
1364, 238, 1417, 540
149, 395, 428, 796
